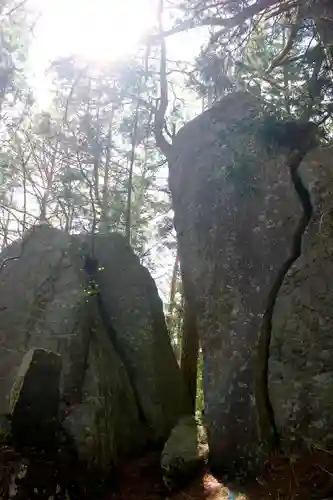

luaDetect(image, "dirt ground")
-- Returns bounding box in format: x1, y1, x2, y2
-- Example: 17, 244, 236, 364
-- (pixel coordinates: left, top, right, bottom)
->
1, 444, 332, 499
109, 448, 333, 500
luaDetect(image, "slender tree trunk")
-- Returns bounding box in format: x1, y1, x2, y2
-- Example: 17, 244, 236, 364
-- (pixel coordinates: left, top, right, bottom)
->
125, 100, 140, 244
180, 269, 199, 413
93, 101, 102, 207
167, 250, 179, 319
313, 1, 333, 70
181, 299, 199, 413
282, 24, 291, 115
22, 161, 27, 232
125, 44, 151, 244
207, 87, 213, 109
167, 250, 181, 361
154, 0, 172, 157
37, 141, 59, 224
39, 193, 48, 223
1, 191, 13, 248
100, 116, 113, 232
201, 96, 206, 113
1, 218, 9, 249
57, 198, 71, 232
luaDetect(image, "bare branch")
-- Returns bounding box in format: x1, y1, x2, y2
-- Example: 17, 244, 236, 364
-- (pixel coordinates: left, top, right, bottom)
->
2, 0, 27, 19
148, 0, 284, 41
154, 0, 172, 158
0, 254, 20, 271
265, 5, 303, 73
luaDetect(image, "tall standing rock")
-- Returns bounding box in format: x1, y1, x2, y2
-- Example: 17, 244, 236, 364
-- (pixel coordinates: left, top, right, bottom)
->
168, 92, 303, 480
269, 146, 333, 450
85, 232, 192, 443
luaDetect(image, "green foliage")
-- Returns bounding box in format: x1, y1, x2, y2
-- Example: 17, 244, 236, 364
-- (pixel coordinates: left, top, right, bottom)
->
85, 279, 99, 296
256, 115, 322, 152
182, 2, 333, 135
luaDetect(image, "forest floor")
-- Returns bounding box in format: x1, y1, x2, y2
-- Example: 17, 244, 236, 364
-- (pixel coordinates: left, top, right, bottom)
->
0, 443, 333, 498
109, 448, 333, 500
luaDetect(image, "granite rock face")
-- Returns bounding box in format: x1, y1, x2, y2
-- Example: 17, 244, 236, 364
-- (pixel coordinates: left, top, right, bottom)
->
161, 415, 208, 490
169, 92, 303, 480
84, 232, 192, 443
168, 91, 333, 481
0, 225, 190, 468
0, 225, 90, 411
269, 146, 333, 451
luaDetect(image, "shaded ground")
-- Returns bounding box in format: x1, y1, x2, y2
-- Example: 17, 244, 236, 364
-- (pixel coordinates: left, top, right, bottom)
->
0, 444, 332, 499
109, 449, 333, 500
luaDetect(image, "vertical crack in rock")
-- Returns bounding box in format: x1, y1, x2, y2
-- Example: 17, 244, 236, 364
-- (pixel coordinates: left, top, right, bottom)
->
82, 255, 149, 428
255, 150, 313, 448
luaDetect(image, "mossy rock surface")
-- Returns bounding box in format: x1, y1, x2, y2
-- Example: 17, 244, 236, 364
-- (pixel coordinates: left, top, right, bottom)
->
161, 415, 208, 490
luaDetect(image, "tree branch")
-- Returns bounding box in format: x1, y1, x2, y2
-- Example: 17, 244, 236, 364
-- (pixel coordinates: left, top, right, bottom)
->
149, 0, 283, 40
154, 0, 172, 158
265, 5, 303, 73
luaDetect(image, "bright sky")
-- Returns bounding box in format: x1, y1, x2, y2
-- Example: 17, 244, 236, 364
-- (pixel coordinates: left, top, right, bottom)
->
25, 0, 206, 297
28, 0, 205, 73
27, 0, 206, 107
29, 0, 156, 64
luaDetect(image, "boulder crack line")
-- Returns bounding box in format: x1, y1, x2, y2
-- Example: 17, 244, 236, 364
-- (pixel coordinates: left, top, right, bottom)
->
255, 150, 313, 447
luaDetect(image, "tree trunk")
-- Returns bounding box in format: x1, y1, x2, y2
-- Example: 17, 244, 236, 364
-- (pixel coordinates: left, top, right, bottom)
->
180, 270, 199, 413
314, 2, 333, 69
180, 299, 199, 413
282, 24, 291, 115
100, 116, 113, 232
167, 250, 179, 320
125, 99, 140, 244
167, 250, 181, 361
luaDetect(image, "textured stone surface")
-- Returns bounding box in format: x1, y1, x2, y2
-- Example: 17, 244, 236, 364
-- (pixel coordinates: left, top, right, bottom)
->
0, 224, 90, 411
269, 146, 333, 450
0, 225, 145, 467
161, 415, 208, 490
83, 232, 192, 443
63, 301, 145, 469
169, 92, 302, 479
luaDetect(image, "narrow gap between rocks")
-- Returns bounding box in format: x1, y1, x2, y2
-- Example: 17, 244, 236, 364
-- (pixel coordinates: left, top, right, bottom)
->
255, 149, 313, 447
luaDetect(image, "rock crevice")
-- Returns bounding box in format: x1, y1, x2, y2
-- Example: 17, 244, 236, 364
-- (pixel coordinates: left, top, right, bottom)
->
255, 149, 314, 447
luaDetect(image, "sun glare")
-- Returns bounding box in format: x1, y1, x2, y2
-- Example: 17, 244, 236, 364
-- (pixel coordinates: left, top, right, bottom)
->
31, 0, 156, 64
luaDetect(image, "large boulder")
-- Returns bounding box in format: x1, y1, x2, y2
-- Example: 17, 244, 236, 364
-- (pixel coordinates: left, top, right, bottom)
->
168, 92, 304, 480
161, 415, 208, 491
0, 224, 90, 409
0, 225, 145, 467
269, 146, 333, 450
82, 232, 192, 443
